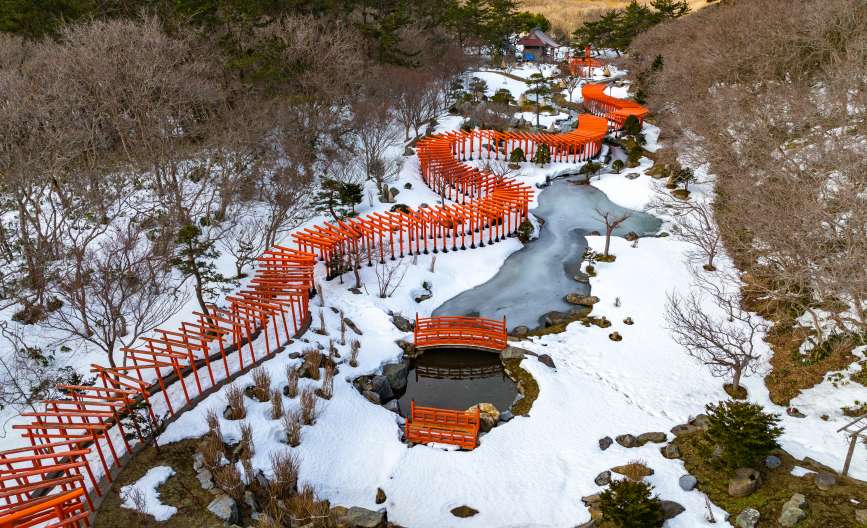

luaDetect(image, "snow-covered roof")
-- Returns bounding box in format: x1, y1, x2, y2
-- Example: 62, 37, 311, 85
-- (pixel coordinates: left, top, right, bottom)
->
518, 28, 560, 48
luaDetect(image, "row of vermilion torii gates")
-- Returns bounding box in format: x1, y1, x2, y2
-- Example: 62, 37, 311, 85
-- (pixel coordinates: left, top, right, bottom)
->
0, 82, 647, 527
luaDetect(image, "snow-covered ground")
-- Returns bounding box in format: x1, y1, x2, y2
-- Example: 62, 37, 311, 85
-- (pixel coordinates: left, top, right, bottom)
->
120, 466, 177, 521
3, 61, 864, 528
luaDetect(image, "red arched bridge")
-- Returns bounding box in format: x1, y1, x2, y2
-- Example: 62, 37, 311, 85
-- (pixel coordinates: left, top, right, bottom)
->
413, 315, 508, 352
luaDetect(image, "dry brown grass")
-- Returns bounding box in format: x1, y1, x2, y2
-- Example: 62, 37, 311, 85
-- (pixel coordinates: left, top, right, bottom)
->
224, 384, 247, 420
282, 409, 302, 447
250, 367, 272, 402
270, 388, 285, 419
198, 426, 225, 470
285, 365, 299, 398
318, 363, 336, 400
213, 463, 245, 501
269, 451, 300, 499
287, 483, 331, 525
238, 421, 254, 460
520, 0, 709, 34
299, 387, 318, 425
611, 459, 654, 481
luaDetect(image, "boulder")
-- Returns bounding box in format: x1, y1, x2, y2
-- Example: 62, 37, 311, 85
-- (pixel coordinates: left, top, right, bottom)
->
670, 424, 700, 436
594, 470, 612, 486
608, 331, 623, 342
637, 432, 667, 445
391, 315, 414, 332
468, 403, 500, 432
735, 508, 760, 528
565, 294, 599, 306
787, 407, 807, 418
501, 346, 525, 360
615, 434, 638, 448
661, 443, 680, 459
346, 506, 385, 527
538, 354, 556, 369
343, 317, 363, 335
625, 172, 640, 180
375, 488, 386, 504
765, 455, 782, 469
623, 317, 634, 325
363, 390, 381, 405
690, 414, 711, 429
396, 340, 416, 356
569, 305, 593, 318
573, 272, 590, 284
660, 501, 685, 520
510, 326, 530, 338
499, 410, 514, 422
678, 475, 697, 491
728, 468, 761, 498
207, 494, 239, 524
778, 494, 807, 527
196, 468, 214, 490
450, 506, 479, 518
598, 436, 613, 451
814, 471, 836, 490
382, 362, 409, 392
624, 232, 639, 242
371, 375, 394, 403
543, 310, 571, 326
383, 400, 400, 413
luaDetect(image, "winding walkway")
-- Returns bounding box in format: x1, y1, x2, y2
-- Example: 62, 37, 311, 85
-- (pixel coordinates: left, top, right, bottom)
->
0, 82, 647, 527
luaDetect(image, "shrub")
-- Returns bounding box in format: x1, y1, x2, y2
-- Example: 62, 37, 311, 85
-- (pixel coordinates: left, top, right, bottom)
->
318, 363, 335, 400
213, 463, 245, 501
282, 409, 302, 447
224, 384, 246, 420
532, 143, 551, 166
285, 365, 299, 398
198, 429, 224, 470
238, 421, 255, 460
599, 479, 664, 528
269, 451, 300, 500
300, 387, 318, 425
270, 389, 284, 419
611, 459, 653, 481
491, 88, 514, 106
516, 219, 534, 243
509, 147, 526, 163
622, 114, 643, 136
579, 161, 602, 175
612, 159, 625, 173
250, 367, 272, 402
706, 400, 783, 468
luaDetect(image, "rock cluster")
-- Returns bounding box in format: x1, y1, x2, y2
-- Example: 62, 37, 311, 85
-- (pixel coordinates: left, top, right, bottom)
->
778, 493, 807, 527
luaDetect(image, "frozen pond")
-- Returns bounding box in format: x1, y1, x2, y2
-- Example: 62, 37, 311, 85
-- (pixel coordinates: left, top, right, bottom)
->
394, 348, 517, 417
433, 177, 661, 329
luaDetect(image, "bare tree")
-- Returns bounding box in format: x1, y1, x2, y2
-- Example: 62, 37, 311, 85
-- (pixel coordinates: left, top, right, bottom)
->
352, 98, 401, 187
390, 67, 441, 141
594, 208, 632, 258
373, 244, 408, 298
46, 225, 187, 367
665, 272, 765, 393
0, 323, 67, 417
654, 190, 722, 271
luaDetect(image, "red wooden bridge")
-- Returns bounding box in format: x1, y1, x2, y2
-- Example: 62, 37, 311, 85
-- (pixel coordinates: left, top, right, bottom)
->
0, 57, 648, 525
414, 315, 508, 352
404, 401, 481, 450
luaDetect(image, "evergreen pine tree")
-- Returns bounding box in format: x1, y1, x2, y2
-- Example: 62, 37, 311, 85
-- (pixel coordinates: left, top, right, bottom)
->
706, 400, 783, 468
509, 147, 526, 163
532, 143, 551, 166
599, 479, 665, 528
172, 223, 235, 317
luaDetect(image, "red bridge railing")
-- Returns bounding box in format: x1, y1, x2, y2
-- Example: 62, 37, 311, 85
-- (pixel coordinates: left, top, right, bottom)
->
413, 315, 508, 352
405, 401, 480, 450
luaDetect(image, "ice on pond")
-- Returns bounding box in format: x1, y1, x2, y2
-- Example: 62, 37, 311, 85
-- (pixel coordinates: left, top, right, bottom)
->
433, 177, 661, 329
